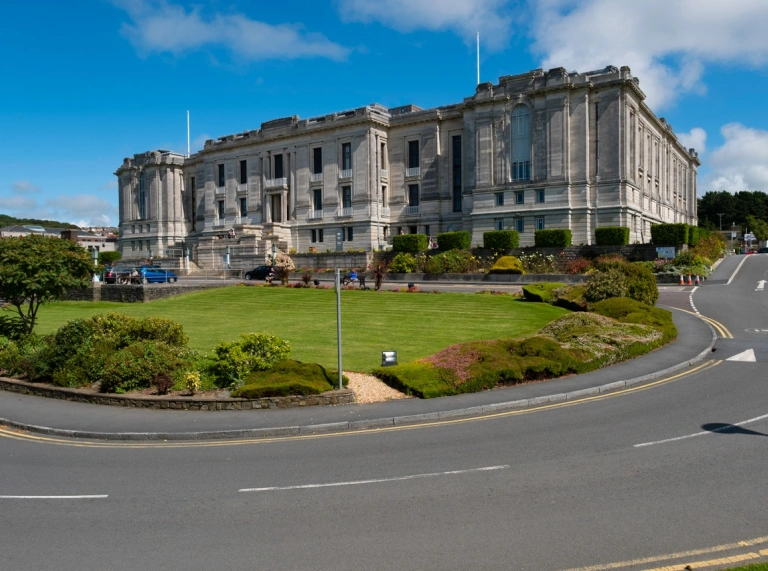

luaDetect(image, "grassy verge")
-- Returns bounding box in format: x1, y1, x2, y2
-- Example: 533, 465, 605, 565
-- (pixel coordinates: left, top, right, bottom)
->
32, 287, 568, 372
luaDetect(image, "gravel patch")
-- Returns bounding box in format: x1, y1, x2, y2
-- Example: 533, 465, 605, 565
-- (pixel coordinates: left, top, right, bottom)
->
345, 371, 411, 403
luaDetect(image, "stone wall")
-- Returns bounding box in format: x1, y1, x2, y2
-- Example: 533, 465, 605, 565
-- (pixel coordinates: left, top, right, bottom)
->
63, 283, 231, 303
0, 377, 355, 410
291, 252, 372, 270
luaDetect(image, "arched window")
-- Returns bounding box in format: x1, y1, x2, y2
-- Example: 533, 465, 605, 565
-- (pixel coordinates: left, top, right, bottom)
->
511, 106, 531, 181
138, 171, 147, 219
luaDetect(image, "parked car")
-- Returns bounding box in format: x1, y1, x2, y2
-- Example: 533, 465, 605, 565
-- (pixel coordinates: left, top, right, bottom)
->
758, 247, 768, 254
104, 266, 138, 284
244, 265, 274, 281
138, 265, 178, 283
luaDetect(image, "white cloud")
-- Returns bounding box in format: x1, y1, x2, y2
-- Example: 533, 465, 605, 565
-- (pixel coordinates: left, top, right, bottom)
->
114, 0, 349, 61
0, 195, 38, 212
46, 195, 119, 227
530, 0, 768, 109
337, 0, 512, 50
11, 180, 41, 194
702, 123, 768, 192
677, 127, 707, 154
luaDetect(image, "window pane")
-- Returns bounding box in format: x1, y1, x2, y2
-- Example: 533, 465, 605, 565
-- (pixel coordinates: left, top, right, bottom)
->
274, 154, 284, 179
452, 135, 462, 212
313, 147, 322, 175
408, 140, 419, 169
218, 164, 225, 187
342, 143, 352, 171
240, 160, 247, 184
408, 184, 419, 206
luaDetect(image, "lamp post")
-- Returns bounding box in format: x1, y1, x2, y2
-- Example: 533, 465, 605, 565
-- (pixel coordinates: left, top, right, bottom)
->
718, 213, 724, 231
225, 245, 231, 270
271, 242, 277, 264
148, 248, 153, 263
91, 247, 98, 267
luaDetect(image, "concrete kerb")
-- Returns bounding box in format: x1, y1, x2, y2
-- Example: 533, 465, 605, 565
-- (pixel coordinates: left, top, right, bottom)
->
0, 308, 718, 442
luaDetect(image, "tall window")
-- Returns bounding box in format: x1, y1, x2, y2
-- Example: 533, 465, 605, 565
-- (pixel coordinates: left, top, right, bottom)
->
342, 186, 352, 208
342, 143, 352, 171
536, 216, 545, 230
495, 192, 504, 206
408, 184, 419, 206
217, 164, 225, 188
380, 142, 387, 169
515, 191, 524, 204
240, 197, 247, 217
516, 218, 524, 233
313, 147, 322, 175
313, 188, 323, 211
218, 200, 225, 219
274, 154, 284, 179
239, 160, 247, 184
408, 140, 419, 169
536, 189, 545, 203
511, 105, 531, 181
138, 171, 147, 219
452, 135, 462, 212
495, 219, 504, 231
382, 185, 388, 207
347, 227, 354, 241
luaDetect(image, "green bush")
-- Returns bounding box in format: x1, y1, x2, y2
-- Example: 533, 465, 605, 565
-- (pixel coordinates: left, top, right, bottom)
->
591, 254, 627, 271
100, 341, 186, 393
423, 250, 478, 274
623, 262, 659, 305
99, 251, 121, 266
651, 223, 689, 245
436, 231, 471, 251
590, 298, 677, 344
522, 283, 565, 303
483, 230, 519, 251
212, 332, 291, 388
389, 252, 417, 273
552, 285, 588, 311
372, 362, 457, 399
232, 360, 347, 398
584, 269, 629, 302
595, 226, 630, 246
487, 256, 525, 274
534, 229, 572, 247
392, 234, 429, 252
687, 226, 699, 246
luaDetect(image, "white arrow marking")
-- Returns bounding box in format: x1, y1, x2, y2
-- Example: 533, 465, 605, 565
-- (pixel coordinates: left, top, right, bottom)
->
727, 348, 757, 362
756, 280, 766, 291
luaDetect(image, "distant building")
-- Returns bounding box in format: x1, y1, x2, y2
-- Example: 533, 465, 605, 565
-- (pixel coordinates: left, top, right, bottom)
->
0, 225, 117, 254
115, 65, 699, 268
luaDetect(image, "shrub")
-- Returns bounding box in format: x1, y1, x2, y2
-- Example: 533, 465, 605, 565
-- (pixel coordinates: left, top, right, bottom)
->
651, 223, 689, 245
436, 231, 471, 251
483, 230, 519, 251
487, 256, 524, 274
392, 234, 429, 252
552, 285, 588, 311
691, 233, 725, 261
369, 258, 390, 290
373, 362, 458, 399
688, 226, 699, 246
212, 332, 291, 388
534, 229, 572, 247
623, 262, 659, 305
591, 298, 677, 345
595, 226, 630, 246
231, 360, 347, 398
518, 252, 562, 274
184, 371, 201, 395
564, 257, 591, 275
389, 252, 417, 273
153, 373, 174, 395
584, 268, 628, 302
591, 254, 627, 271
100, 341, 185, 393
522, 283, 565, 303
423, 250, 478, 274
99, 251, 121, 266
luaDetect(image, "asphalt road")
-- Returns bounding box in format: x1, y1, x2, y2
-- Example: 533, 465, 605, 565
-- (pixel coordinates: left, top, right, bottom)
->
2, 256, 767, 571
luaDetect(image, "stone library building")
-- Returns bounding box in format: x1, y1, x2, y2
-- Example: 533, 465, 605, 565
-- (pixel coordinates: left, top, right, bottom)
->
115, 65, 699, 269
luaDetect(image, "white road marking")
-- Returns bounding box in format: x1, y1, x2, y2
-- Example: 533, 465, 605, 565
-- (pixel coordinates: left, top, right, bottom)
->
727, 255, 749, 285
756, 280, 766, 291
0, 495, 108, 499
239, 465, 510, 492
634, 413, 768, 448
689, 286, 699, 313
727, 348, 757, 362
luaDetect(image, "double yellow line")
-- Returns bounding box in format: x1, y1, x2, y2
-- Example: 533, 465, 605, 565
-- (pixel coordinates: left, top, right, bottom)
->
676, 307, 733, 338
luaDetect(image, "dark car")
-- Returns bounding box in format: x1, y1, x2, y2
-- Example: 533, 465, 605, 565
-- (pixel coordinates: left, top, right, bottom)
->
104, 265, 137, 284
138, 265, 178, 283
758, 247, 768, 254
244, 265, 274, 280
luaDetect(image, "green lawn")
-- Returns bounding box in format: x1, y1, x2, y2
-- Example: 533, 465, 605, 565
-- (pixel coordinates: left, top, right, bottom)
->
33, 287, 568, 372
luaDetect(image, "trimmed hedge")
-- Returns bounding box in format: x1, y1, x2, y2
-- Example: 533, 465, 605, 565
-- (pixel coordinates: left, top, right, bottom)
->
651, 223, 689, 245
688, 226, 700, 246
393, 233, 429, 252
436, 231, 471, 251
483, 230, 519, 251
534, 228, 572, 247
487, 256, 524, 274
595, 226, 630, 246
522, 283, 565, 303
231, 360, 347, 398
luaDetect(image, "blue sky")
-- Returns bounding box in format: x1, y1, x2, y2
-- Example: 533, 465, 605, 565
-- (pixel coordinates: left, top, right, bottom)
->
2, 0, 768, 227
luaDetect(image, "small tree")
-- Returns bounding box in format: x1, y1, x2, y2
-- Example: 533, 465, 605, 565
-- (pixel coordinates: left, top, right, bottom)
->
273, 252, 295, 285
0, 235, 92, 335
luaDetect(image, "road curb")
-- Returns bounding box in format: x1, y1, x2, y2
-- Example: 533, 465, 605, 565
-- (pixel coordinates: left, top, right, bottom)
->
0, 308, 718, 442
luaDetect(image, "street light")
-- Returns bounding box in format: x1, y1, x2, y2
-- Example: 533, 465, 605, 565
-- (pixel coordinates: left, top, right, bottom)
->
91, 247, 99, 267
271, 242, 277, 264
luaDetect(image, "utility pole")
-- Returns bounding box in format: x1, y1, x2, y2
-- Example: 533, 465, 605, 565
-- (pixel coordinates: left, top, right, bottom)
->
718, 212, 724, 231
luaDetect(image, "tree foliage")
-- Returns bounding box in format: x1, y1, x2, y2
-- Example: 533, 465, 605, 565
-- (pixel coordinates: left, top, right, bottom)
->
697, 191, 768, 231
0, 235, 93, 335
746, 215, 768, 241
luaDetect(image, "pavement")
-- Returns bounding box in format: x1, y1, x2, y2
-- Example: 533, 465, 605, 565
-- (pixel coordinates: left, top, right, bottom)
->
0, 300, 717, 441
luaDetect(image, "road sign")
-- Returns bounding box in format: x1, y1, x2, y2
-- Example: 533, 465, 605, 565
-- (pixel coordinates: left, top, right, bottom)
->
656, 246, 675, 259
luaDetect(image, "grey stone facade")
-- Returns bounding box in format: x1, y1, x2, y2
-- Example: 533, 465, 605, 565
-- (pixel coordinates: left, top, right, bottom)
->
115, 65, 699, 269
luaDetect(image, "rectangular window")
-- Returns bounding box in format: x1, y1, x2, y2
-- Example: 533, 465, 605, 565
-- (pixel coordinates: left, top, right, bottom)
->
516, 218, 524, 233
313, 188, 323, 211
452, 135, 462, 212
138, 172, 147, 219
515, 191, 524, 204
536, 189, 545, 203
274, 154, 284, 179
239, 160, 247, 184
495, 192, 504, 207
218, 164, 225, 188
347, 227, 354, 241
342, 186, 352, 209
312, 147, 322, 175
495, 219, 504, 231
218, 200, 225, 219
536, 216, 545, 230
342, 142, 352, 171
409, 226, 417, 234
425, 225, 430, 238
408, 140, 419, 169
408, 184, 419, 206
131, 241, 135, 251
381, 142, 387, 169
318, 229, 324, 242
311, 229, 317, 243
382, 185, 388, 207
240, 197, 247, 217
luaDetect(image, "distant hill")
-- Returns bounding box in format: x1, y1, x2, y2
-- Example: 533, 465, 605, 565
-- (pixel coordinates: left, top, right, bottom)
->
0, 214, 81, 229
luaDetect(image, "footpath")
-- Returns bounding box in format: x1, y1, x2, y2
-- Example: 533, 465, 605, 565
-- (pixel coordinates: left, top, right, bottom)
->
0, 308, 715, 441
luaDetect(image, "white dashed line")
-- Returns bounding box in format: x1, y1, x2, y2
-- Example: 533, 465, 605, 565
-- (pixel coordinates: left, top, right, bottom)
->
0, 495, 108, 499
689, 286, 699, 314
239, 465, 510, 492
